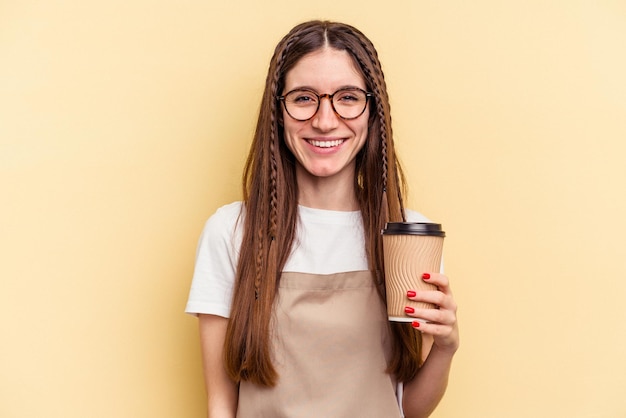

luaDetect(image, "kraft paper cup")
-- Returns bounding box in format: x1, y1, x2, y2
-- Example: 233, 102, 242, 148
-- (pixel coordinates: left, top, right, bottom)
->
382, 222, 445, 322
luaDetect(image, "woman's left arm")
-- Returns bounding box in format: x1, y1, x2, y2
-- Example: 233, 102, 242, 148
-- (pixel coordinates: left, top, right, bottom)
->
402, 272, 460, 418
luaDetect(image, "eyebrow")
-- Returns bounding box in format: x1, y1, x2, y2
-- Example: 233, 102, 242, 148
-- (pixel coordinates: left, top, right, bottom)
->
286, 84, 366, 93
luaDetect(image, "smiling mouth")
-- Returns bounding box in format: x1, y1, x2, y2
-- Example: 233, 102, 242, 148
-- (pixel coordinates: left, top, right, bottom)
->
307, 139, 345, 148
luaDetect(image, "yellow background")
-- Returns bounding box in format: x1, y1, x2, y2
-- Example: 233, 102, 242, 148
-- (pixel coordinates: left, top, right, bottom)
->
2, 1, 625, 417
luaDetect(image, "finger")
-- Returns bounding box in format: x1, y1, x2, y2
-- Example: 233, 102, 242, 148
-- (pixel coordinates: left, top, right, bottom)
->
411, 318, 460, 352
411, 320, 459, 347
407, 289, 454, 310
422, 272, 453, 295
405, 306, 456, 325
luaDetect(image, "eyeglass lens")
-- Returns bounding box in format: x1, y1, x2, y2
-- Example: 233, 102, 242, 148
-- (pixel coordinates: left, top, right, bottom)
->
282, 88, 369, 121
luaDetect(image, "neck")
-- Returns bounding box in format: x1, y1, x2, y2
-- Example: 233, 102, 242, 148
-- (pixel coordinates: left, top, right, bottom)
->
295, 166, 359, 211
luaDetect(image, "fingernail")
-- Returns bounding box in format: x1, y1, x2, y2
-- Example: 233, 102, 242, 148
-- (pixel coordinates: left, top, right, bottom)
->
422, 273, 431, 280
404, 306, 415, 314
407, 290, 416, 298
412, 321, 420, 328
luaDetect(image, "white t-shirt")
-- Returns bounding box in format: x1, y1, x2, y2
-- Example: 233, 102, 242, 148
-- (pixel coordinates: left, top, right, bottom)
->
185, 201, 430, 317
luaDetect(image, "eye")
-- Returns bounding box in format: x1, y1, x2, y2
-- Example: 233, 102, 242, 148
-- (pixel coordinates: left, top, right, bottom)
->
335, 89, 365, 103
288, 90, 318, 105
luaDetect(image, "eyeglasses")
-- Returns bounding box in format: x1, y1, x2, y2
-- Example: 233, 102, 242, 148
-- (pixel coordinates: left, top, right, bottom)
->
277, 87, 373, 121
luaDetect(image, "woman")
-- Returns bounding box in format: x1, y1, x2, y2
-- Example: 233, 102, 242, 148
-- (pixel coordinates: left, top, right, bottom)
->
186, 20, 459, 417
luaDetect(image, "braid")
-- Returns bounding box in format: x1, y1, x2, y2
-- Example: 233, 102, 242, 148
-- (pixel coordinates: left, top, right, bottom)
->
351, 31, 420, 383
355, 34, 408, 223
353, 42, 389, 186
268, 37, 293, 240
269, 144, 278, 241
378, 98, 389, 193
254, 227, 263, 299
251, 34, 298, 301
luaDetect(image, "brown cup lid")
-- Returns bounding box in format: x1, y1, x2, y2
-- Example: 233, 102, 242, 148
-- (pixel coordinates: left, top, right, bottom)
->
382, 222, 445, 237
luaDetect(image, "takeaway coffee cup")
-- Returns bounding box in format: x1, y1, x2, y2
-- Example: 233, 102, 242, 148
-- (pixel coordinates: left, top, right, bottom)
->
382, 222, 445, 322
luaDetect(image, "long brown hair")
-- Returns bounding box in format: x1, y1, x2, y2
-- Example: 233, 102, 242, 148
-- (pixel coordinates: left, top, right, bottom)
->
224, 20, 422, 387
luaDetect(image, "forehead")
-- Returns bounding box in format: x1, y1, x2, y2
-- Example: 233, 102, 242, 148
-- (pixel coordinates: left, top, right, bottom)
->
284, 47, 366, 91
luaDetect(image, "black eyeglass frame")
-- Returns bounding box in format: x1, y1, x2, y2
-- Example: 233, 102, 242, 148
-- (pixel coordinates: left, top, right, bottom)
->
277, 87, 374, 122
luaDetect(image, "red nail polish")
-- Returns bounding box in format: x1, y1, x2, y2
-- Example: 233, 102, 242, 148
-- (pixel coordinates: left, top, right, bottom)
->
404, 306, 415, 314
407, 290, 416, 298
412, 321, 420, 328
422, 273, 431, 280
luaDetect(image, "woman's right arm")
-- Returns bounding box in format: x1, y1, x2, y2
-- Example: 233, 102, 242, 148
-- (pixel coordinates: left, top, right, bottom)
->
199, 314, 238, 418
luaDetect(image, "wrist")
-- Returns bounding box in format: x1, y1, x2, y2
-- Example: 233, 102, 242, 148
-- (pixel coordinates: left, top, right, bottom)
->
429, 341, 459, 358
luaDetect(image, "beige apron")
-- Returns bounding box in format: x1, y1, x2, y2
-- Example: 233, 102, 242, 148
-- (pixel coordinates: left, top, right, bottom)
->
237, 271, 402, 418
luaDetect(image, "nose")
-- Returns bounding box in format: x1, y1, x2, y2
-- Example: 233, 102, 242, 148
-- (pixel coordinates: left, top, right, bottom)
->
311, 95, 339, 131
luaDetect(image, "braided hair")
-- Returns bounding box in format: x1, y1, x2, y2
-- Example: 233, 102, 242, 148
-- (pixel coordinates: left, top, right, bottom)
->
224, 20, 421, 387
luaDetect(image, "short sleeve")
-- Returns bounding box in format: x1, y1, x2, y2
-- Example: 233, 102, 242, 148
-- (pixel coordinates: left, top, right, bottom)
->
185, 202, 243, 318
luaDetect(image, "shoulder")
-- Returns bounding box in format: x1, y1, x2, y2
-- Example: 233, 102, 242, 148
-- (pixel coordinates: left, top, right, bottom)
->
404, 208, 432, 223
210, 201, 244, 223
196, 201, 244, 255
203, 201, 244, 234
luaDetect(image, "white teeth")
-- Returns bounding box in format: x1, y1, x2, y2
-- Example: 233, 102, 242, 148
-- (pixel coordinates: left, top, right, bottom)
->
308, 139, 344, 148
